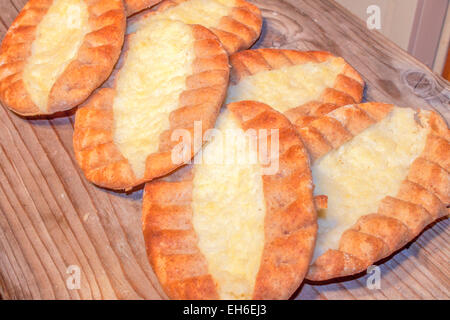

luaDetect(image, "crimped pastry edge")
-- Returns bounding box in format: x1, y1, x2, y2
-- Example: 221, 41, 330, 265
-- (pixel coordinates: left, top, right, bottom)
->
124, 0, 162, 16
0, 0, 126, 116
73, 18, 229, 190
142, 101, 318, 300
142, 0, 262, 54
229, 48, 365, 128
301, 102, 449, 281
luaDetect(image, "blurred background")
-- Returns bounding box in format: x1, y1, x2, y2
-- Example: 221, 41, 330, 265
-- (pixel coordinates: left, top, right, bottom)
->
337, 0, 450, 81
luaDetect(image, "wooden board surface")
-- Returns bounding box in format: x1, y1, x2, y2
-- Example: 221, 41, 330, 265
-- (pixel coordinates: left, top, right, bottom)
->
0, 0, 448, 300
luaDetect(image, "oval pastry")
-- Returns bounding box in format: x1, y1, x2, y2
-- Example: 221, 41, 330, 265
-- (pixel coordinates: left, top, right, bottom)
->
142, 101, 318, 300
227, 49, 365, 128
298, 103, 449, 281
0, 0, 126, 116
73, 16, 229, 190
143, 0, 262, 54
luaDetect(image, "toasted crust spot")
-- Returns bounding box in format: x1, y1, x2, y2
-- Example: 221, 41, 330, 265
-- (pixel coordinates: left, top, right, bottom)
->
143, 101, 317, 299
422, 134, 450, 170
308, 250, 365, 280
297, 126, 332, 162
327, 105, 376, 135
124, 0, 162, 16
397, 180, 447, 220
354, 214, 410, 253
408, 158, 449, 204
73, 20, 229, 190
308, 116, 353, 148
378, 196, 433, 237
0, 0, 126, 116
305, 103, 449, 281
338, 229, 389, 268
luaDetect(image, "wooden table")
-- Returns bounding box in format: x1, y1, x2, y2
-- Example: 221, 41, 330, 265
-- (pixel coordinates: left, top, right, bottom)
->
0, 0, 448, 300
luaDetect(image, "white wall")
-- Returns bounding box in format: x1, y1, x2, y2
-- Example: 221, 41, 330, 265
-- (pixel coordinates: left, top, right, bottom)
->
434, 4, 450, 73
336, 0, 418, 51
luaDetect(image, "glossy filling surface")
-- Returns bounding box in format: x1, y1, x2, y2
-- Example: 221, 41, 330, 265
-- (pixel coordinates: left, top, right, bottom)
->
192, 109, 266, 300
23, 0, 90, 111
226, 58, 345, 113
312, 107, 429, 260
113, 19, 195, 178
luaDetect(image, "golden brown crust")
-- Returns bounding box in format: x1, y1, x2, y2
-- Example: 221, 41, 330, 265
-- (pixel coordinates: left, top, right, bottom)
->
148, 0, 262, 54
142, 101, 317, 300
229, 49, 365, 129
143, 179, 219, 300
0, 0, 126, 116
73, 21, 229, 190
230, 101, 318, 300
124, 0, 162, 16
298, 103, 393, 162
303, 103, 449, 281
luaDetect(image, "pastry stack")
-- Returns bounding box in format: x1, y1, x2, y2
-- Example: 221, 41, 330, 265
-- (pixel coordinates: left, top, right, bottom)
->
0, 0, 448, 300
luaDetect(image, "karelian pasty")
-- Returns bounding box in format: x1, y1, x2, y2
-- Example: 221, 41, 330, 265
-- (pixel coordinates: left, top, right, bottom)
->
73, 16, 229, 190
142, 101, 318, 299
298, 103, 449, 281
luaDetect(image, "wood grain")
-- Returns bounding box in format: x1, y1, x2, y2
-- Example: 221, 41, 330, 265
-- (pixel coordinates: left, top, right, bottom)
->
0, 0, 448, 300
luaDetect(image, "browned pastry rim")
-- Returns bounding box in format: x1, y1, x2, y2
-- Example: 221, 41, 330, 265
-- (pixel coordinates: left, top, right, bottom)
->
0, 0, 126, 116
142, 101, 318, 300
124, 0, 162, 16
298, 102, 449, 281
140, 0, 262, 54
229, 48, 365, 128
73, 18, 229, 191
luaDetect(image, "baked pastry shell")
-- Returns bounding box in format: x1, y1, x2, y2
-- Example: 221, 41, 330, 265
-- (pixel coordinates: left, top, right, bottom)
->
0, 0, 126, 116
142, 101, 318, 300
73, 21, 229, 190
300, 102, 449, 281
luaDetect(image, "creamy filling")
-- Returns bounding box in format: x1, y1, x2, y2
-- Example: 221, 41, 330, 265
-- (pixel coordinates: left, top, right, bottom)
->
312, 107, 429, 261
226, 58, 345, 113
113, 19, 195, 178
155, 0, 235, 29
192, 109, 266, 300
23, 0, 90, 111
